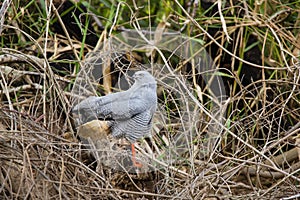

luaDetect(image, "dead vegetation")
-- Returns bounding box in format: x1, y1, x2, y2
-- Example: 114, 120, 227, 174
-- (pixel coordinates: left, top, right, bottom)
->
0, 0, 300, 199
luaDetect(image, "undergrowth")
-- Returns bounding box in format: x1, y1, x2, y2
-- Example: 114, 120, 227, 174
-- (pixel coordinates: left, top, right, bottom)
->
0, 0, 299, 199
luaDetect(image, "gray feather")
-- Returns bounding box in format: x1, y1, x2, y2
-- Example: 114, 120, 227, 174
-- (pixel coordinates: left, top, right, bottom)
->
72, 71, 157, 142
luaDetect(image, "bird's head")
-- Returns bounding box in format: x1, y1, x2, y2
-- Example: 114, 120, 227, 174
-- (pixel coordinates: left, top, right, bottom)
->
133, 71, 156, 85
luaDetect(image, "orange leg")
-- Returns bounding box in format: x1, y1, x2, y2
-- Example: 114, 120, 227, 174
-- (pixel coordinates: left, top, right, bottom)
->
131, 144, 143, 168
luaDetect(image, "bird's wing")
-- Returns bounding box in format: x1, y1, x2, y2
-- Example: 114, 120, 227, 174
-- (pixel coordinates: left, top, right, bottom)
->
95, 96, 148, 120
72, 91, 128, 116
72, 96, 99, 124
73, 85, 156, 122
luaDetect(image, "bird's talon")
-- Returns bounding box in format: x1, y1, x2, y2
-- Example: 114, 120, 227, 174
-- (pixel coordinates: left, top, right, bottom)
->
132, 159, 143, 168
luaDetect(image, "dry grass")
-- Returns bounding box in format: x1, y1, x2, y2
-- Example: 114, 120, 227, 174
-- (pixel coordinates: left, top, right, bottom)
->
0, 0, 300, 199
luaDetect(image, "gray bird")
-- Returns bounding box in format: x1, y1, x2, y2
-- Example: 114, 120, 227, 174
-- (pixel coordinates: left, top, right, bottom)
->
72, 71, 157, 167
